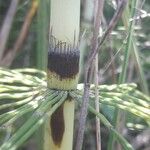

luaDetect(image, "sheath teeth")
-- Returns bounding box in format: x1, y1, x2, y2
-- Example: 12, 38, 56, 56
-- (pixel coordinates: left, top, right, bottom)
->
47, 35, 80, 90
49, 35, 79, 54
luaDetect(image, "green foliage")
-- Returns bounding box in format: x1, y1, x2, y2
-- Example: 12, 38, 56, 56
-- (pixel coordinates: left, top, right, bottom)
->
0, 68, 149, 149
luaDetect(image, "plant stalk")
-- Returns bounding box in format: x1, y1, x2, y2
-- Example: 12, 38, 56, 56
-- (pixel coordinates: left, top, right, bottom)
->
44, 0, 80, 150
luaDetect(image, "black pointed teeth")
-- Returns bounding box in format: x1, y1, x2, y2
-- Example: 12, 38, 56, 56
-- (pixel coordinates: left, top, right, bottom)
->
48, 42, 80, 79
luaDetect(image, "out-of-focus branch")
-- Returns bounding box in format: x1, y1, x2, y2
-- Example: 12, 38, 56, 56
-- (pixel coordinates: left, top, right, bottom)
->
87, 0, 127, 68
0, 0, 39, 67
0, 0, 19, 61
75, 1, 127, 150
93, 1, 104, 150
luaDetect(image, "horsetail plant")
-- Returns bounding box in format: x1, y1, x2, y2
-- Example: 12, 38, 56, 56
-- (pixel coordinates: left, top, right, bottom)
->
0, 0, 150, 150
45, 0, 80, 149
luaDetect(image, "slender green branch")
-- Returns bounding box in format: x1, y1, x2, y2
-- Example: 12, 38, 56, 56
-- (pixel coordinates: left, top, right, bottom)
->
108, 0, 138, 149
72, 94, 133, 150
0, 91, 67, 150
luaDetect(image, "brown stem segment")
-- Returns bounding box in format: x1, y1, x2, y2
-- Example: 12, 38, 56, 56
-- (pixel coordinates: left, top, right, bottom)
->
50, 104, 65, 147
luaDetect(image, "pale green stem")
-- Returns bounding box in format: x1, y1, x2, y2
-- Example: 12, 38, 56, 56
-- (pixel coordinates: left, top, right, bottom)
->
45, 0, 80, 150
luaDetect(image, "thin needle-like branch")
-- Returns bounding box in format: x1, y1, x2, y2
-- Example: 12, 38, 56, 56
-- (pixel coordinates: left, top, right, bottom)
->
75, 1, 127, 150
